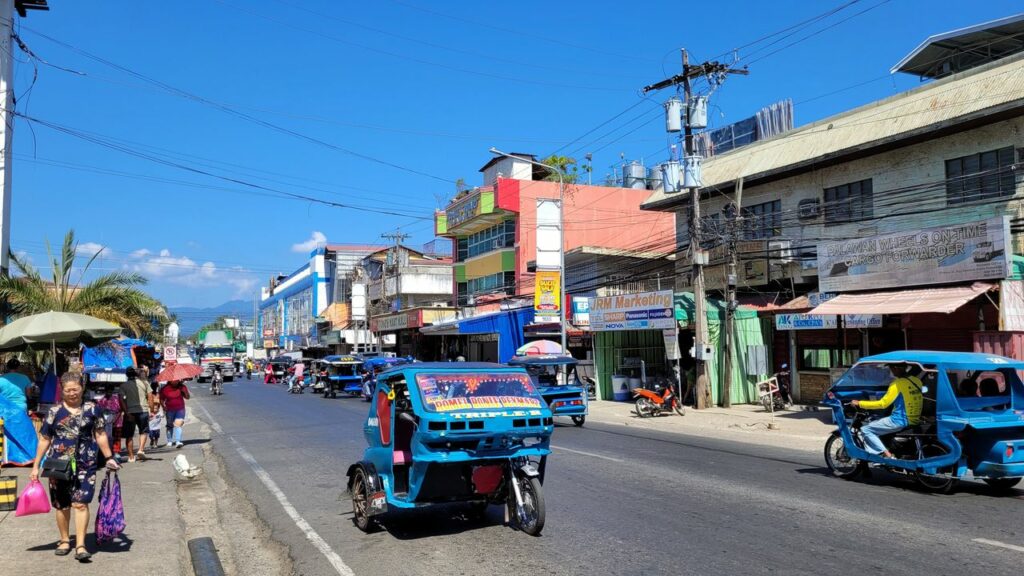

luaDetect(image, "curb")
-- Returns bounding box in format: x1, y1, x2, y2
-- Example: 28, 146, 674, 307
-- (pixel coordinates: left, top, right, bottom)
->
188, 537, 226, 576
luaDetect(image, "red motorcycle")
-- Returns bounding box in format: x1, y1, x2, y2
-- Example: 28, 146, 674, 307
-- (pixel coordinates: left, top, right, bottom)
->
633, 378, 684, 417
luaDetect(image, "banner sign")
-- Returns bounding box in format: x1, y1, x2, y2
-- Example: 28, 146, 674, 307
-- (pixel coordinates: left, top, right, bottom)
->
534, 271, 561, 313
844, 314, 883, 329
372, 310, 423, 333
589, 290, 675, 332
571, 297, 590, 326
817, 217, 1011, 292
445, 191, 481, 229
775, 313, 882, 330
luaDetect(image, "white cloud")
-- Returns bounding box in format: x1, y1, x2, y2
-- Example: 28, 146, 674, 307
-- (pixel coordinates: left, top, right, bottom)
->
130, 249, 258, 298
292, 231, 327, 253
76, 242, 109, 258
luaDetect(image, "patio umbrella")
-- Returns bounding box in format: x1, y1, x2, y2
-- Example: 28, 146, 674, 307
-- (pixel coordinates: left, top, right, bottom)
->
154, 362, 202, 382
0, 311, 122, 351
515, 339, 564, 356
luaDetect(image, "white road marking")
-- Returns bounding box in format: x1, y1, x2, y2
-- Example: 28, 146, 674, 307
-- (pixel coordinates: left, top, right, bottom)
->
973, 538, 1024, 553
195, 403, 356, 576
552, 445, 624, 463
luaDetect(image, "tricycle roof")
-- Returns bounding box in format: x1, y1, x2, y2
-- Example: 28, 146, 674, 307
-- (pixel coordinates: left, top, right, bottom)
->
323, 354, 364, 364
397, 361, 514, 372
507, 354, 577, 366
857, 350, 1024, 370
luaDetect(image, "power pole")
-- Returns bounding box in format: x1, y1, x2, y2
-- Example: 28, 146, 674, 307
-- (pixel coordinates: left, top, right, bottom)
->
722, 177, 743, 408
381, 230, 409, 353
643, 49, 747, 410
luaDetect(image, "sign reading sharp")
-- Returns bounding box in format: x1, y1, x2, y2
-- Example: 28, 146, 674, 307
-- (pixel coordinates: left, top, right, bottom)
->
816, 216, 1011, 292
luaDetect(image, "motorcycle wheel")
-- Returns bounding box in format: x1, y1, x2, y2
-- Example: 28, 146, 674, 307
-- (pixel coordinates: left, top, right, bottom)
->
824, 432, 863, 480
761, 395, 774, 412
635, 397, 655, 418
350, 468, 375, 533
914, 443, 955, 494
508, 474, 545, 537
983, 477, 1022, 492
571, 415, 585, 427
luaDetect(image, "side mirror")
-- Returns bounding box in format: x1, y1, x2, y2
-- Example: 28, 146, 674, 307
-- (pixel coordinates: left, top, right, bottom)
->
921, 386, 929, 394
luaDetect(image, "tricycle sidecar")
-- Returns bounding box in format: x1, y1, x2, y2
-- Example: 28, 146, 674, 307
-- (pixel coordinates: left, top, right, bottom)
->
823, 351, 1024, 493
508, 354, 588, 427
347, 362, 554, 535
322, 355, 364, 398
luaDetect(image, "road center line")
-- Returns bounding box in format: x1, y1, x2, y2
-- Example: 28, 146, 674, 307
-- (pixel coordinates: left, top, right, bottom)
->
552, 445, 624, 463
195, 403, 356, 576
973, 538, 1024, 553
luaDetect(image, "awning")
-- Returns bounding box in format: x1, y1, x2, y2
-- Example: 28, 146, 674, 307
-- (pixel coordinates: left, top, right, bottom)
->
809, 282, 994, 315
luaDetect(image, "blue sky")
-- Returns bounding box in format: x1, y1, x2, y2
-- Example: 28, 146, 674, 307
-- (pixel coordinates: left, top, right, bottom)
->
9, 0, 1021, 307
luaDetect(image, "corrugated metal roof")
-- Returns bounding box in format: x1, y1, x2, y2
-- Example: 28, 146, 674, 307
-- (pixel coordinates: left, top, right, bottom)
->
643, 51, 1024, 211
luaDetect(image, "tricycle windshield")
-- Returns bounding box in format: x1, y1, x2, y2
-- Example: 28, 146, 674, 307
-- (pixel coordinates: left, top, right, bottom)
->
831, 362, 894, 389
330, 364, 361, 376
523, 363, 578, 387
415, 372, 543, 412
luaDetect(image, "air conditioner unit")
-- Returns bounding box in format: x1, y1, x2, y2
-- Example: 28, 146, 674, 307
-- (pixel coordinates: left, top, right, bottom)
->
798, 199, 820, 221
492, 240, 505, 250
768, 239, 793, 264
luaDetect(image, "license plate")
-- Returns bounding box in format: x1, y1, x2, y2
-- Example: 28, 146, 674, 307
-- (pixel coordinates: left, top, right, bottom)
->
370, 491, 387, 511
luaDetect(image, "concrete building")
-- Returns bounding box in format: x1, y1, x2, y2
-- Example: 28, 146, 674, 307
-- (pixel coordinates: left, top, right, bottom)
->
641, 15, 1024, 402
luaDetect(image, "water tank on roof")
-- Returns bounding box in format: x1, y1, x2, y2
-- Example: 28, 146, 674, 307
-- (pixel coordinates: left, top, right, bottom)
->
688, 95, 708, 129
622, 161, 646, 189
683, 155, 703, 188
646, 166, 663, 191
661, 161, 681, 193
664, 97, 683, 133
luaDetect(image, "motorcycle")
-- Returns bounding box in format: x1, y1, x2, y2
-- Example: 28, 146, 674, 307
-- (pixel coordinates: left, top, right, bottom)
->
211, 365, 224, 396
757, 365, 792, 412
633, 377, 684, 417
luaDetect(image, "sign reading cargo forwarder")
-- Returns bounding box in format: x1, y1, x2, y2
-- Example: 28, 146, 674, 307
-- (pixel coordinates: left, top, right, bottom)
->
817, 216, 1011, 292
589, 290, 675, 332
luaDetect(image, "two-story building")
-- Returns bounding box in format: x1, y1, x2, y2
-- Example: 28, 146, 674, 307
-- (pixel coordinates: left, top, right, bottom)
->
641, 15, 1024, 402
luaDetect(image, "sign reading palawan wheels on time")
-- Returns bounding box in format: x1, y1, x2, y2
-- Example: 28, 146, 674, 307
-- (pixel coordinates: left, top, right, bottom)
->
534, 270, 561, 313
588, 290, 675, 332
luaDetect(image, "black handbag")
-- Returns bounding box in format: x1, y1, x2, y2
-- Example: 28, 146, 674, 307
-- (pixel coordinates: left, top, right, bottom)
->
41, 456, 74, 482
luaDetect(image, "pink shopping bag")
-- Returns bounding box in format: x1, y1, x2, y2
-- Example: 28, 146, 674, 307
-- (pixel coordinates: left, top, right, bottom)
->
15, 479, 51, 517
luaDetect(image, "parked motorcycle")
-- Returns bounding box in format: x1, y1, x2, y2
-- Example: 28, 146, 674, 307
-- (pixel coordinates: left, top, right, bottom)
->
633, 377, 684, 417
757, 365, 792, 412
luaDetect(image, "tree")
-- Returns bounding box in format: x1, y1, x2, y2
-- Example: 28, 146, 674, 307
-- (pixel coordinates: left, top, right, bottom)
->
539, 155, 583, 184
0, 229, 166, 337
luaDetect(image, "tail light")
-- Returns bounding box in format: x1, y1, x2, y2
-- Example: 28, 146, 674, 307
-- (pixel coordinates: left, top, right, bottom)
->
1007, 444, 1014, 459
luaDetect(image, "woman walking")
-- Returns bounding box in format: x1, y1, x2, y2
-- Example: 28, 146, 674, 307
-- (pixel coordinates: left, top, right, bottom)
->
159, 379, 190, 448
94, 383, 125, 458
30, 373, 120, 561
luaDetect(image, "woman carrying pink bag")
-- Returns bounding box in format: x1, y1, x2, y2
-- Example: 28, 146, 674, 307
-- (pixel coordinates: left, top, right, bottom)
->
15, 478, 51, 516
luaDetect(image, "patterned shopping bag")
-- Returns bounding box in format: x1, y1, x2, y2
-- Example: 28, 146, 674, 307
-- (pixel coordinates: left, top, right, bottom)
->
95, 471, 125, 542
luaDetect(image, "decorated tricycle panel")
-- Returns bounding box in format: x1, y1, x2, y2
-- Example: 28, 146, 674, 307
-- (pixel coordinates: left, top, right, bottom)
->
415, 372, 543, 412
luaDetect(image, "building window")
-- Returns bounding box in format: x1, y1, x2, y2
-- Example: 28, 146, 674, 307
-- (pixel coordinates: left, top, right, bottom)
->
456, 282, 468, 306
742, 200, 781, 239
456, 239, 468, 263
466, 220, 515, 259
799, 346, 861, 370
945, 147, 1016, 205
824, 179, 873, 225
466, 271, 516, 298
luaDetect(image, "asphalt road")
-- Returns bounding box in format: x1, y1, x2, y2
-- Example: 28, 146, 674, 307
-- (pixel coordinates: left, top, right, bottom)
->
190, 377, 1024, 576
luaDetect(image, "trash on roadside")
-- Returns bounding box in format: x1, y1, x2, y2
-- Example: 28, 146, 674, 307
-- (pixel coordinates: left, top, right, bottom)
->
173, 454, 202, 480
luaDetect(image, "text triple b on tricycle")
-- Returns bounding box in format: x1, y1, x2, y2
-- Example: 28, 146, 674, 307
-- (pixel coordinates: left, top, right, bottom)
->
346, 363, 554, 536
822, 351, 1024, 494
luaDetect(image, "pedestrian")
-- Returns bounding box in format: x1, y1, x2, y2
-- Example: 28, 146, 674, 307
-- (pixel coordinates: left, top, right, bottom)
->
120, 366, 151, 462
0, 363, 27, 412
94, 382, 125, 459
159, 379, 190, 449
147, 383, 163, 450
30, 372, 120, 562
264, 361, 275, 384
0, 358, 32, 395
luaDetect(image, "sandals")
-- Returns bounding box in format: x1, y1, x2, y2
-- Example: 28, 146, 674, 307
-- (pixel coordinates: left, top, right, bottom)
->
54, 540, 71, 556
75, 546, 92, 561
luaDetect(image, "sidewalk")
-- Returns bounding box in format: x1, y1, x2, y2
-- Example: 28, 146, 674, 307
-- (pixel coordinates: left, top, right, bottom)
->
0, 405, 289, 576
584, 399, 834, 452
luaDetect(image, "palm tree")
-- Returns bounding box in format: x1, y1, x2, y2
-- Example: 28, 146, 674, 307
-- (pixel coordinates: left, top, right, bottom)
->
0, 229, 166, 336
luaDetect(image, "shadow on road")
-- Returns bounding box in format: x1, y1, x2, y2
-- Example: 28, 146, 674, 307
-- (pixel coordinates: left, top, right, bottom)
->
356, 504, 508, 540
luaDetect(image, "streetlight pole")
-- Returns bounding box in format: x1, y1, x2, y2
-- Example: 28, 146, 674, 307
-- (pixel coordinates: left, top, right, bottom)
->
488, 148, 567, 354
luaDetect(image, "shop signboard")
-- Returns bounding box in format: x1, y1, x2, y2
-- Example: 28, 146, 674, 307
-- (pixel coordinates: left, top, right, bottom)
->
571, 297, 590, 326
589, 290, 675, 332
844, 314, 883, 329
371, 310, 422, 333
808, 292, 837, 307
534, 271, 561, 313
775, 314, 838, 330
663, 328, 681, 360
817, 216, 1011, 292
445, 191, 481, 229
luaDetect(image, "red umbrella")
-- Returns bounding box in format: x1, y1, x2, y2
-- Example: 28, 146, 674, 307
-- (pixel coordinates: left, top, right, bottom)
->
155, 363, 202, 382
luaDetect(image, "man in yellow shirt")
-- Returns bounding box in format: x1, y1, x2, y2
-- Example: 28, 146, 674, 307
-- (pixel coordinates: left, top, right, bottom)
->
851, 363, 923, 458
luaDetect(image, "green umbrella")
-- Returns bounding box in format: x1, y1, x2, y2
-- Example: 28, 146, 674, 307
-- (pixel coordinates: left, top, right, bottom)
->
0, 311, 122, 352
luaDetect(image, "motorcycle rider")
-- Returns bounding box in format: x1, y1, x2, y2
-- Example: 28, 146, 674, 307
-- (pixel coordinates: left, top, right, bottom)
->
288, 360, 305, 394
851, 362, 923, 458
212, 364, 224, 395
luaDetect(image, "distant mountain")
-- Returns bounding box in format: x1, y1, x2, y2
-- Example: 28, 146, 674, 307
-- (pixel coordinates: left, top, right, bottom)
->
170, 300, 253, 336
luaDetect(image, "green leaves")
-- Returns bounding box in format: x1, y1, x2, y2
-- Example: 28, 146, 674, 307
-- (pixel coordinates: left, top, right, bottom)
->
0, 229, 167, 337
539, 155, 580, 184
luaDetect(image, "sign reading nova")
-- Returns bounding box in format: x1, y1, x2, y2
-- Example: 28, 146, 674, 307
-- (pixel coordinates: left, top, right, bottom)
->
588, 290, 675, 332
817, 217, 1011, 292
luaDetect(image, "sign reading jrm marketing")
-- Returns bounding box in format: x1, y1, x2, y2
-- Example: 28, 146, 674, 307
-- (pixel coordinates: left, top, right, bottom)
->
589, 290, 675, 332
817, 217, 1011, 292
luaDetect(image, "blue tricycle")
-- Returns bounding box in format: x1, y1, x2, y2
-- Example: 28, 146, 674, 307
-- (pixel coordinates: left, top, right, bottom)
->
322, 355, 365, 399
346, 362, 554, 535
508, 354, 588, 427
823, 351, 1024, 493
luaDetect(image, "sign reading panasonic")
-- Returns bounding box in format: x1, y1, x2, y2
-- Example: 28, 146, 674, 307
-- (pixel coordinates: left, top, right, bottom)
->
817, 216, 1011, 292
